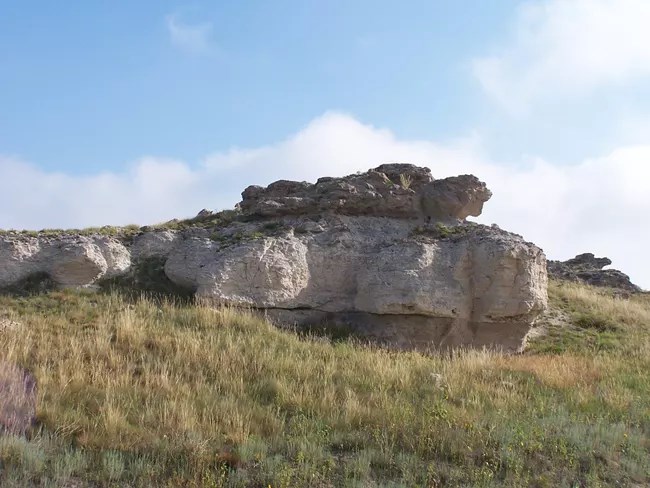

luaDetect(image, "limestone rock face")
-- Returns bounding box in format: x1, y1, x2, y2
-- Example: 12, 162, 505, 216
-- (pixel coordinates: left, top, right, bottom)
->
95, 238, 132, 279
0, 236, 131, 288
548, 253, 641, 292
0, 362, 36, 436
0, 164, 547, 351
164, 217, 546, 352
48, 241, 108, 285
131, 230, 178, 261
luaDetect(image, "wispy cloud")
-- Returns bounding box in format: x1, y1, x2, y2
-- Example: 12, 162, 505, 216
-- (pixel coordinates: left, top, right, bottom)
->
472, 0, 650, 114
165, 14, 215, 55
2, 112, 650, 288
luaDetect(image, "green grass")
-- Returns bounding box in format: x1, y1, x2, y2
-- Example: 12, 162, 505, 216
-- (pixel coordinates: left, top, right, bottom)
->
0, 281, 649, 486
411, 223, 472, 240
0, 224, 143, 238
0, 209, 242, 238
149, 209, 241, 232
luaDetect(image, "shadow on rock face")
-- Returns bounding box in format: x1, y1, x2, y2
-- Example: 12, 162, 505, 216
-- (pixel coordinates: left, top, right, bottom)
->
0, 272, 56, 297
99, 256, 196, 305
0, 362, 37, 436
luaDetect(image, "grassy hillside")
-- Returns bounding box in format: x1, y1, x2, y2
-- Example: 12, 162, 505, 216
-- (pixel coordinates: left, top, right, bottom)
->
0, 282, 649, 487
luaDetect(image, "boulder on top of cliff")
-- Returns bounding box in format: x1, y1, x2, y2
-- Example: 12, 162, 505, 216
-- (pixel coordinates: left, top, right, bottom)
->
548, 253, 641, 293
239, 164, 492, 221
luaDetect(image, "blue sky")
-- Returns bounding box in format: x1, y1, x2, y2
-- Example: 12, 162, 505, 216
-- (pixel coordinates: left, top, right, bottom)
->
2, 0, 650, 287
1, 1, 517, 171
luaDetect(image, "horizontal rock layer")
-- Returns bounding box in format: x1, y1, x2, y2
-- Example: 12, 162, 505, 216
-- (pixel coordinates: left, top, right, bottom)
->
0, 165, 548, 352
240, 163, 492, 221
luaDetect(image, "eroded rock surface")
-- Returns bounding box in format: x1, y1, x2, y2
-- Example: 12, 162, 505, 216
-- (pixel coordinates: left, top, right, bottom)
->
240, 163, 492, 222
0, 164, 547, 351
0, 236, 131, 289
548, 253, 641, 293
163, 218, 546, 351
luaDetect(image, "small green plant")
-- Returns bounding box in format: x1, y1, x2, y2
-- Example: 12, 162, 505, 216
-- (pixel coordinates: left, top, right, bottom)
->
149, 208, 242, 232
102, 450, 125, 480
572, 312, 619, 332
411, 223, 468, 239
435, 223, 451, 238
209, 232, 228, 243
379, 173, 393, 186
263, 221, 284, 232
399, 173, 413, 190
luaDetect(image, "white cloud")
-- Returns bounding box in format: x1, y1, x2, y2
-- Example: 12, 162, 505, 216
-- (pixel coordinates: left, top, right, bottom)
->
1, 112, 649, 288
473, 0, 650, 113
166, 14, 215, 55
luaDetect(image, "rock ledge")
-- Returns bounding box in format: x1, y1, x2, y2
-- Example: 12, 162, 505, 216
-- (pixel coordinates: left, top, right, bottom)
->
0, 164, 548, 352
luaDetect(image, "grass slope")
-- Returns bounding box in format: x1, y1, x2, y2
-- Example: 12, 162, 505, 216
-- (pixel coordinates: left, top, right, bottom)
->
0, 281, 649, 487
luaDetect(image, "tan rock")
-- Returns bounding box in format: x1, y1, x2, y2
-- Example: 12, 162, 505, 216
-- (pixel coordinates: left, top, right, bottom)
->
164, 217, 547, 352
0, 235, 131, 288
0, 165, 548, 352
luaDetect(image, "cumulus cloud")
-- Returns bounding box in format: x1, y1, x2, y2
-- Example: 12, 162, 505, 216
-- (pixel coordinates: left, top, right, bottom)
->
1, 112, 649, 288
166, 14, 215, 55
472, 0, 650, 113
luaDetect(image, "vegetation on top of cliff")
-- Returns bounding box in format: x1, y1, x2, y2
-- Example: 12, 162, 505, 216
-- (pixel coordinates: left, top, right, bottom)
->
0, 224, 142, 238
0, 281, 649, 487
0, 210, 243, 239
149, 209, 242, 232
411, 222, 475, 240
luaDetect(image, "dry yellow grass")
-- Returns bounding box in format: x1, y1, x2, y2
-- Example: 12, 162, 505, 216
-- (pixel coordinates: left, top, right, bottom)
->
552, 280, 650, 326
494, 355, 602, 389
0, 281, 648, 486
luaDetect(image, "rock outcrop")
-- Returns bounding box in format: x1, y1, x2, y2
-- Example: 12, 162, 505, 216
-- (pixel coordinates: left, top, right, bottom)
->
548, 253, 641, 293
240, 163, 492, 221
0, 236, 130, 290
0, 164, 548, 352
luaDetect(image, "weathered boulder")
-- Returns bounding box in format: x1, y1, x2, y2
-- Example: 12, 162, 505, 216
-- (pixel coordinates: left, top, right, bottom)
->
48, 241, 108, 285
0, 238, 44, 288
548, 253, 640, 293
95, 238, 132, 279
240, 163, 492, 222
131, 230, 178, 261
0, 164, 547, 352
420, 175, 492, 221
0, 236, 131, 289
